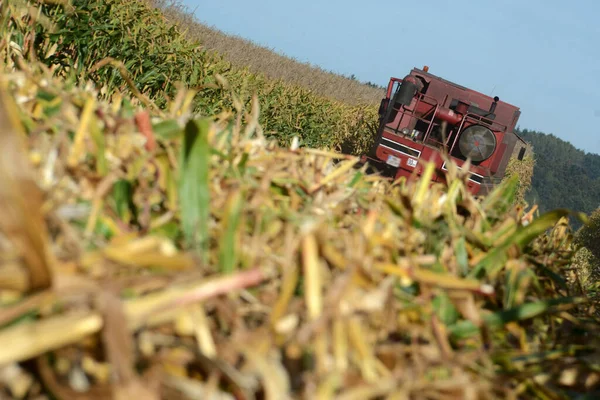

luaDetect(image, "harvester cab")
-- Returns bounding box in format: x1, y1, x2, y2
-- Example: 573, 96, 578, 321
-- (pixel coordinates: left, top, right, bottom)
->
361, 66, 525, 195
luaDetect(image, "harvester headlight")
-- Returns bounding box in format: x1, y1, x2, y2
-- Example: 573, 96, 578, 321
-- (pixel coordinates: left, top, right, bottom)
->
401, 128, 410, 136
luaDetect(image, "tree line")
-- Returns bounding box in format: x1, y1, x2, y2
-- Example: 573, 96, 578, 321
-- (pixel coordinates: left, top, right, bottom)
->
519, 128, 600, 222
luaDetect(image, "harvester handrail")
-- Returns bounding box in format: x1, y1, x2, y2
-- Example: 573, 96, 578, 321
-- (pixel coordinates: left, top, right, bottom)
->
384, 90, 442, 146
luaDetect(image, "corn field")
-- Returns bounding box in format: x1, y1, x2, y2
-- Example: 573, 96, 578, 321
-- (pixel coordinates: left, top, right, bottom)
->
148, 0, 387, 107
0, 0, 599, 399
22, 0, 378, 156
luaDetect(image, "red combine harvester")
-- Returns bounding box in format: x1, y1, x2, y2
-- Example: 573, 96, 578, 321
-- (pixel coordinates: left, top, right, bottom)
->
361, 66, 526, 195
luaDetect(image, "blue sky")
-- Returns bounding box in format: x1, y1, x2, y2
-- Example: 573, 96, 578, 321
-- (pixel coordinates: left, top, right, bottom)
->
181, 0, 600, 155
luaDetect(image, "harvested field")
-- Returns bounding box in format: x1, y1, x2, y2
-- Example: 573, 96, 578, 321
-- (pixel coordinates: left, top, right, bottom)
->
0, 1, 598, 399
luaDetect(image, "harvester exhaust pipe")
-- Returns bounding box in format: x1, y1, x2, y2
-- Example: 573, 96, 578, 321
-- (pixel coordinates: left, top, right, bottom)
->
394, 75, 424, 106
489, 96, 499, 114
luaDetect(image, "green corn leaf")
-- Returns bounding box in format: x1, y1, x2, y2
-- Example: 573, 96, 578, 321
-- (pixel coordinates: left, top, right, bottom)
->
510, 209, 573, 249
530, 261, 569, 292
218, 190, 244, 274
348, 171, 363, 188
89, 114, 107, 176
150, 221, 181, 242
503, 262, 535, 309
469, 209, 574, 279
112, 179, 135, 223
179, 118, 211, 261
449, 296, 586, 340
35, 90, 56, 102
152, 119, 182, 140
480, 173, 519, 215
455, 237, 469, 276
432, 292, 460, 325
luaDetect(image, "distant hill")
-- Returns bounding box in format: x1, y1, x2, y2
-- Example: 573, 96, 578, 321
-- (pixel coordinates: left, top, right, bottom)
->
519, 128, 600, 217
